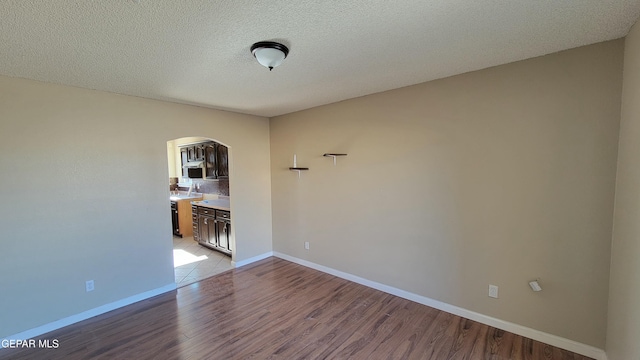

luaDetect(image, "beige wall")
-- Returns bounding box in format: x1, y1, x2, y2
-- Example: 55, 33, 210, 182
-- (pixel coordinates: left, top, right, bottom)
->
0, 76, 272, 338
606, 20, 640, 360
167, 140, 177, 178
270, 40, 623, 347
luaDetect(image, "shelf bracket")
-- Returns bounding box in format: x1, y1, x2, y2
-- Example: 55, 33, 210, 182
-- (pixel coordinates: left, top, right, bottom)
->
289, 167, 309, 178
323, 153, 347, 165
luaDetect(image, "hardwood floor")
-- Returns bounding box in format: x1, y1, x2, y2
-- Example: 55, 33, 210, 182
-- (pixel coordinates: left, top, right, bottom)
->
2, 257, 593, 360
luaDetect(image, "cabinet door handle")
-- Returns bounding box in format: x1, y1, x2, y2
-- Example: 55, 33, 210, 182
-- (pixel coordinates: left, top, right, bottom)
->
204, 219, 207, 224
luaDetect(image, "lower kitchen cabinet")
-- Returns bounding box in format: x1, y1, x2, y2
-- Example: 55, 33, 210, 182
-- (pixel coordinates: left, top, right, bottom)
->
171, 201, 180, 237
198, 215, 216, 248
171, 197, 202, 237
193, 206, 232, 255
191, 205, 199, 242
216, 218, 231, 250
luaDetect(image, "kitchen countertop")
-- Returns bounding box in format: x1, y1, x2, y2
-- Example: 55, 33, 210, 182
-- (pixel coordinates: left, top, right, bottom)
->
169, 192, 203, 202
191, 199, 230, 211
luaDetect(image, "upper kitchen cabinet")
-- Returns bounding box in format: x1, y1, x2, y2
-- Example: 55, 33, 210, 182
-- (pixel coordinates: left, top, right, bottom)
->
180, 148, 188, 177
204, 143, 217, 179
195, 144, 205, 161
186, 144, 205, 162
186, 146, 196, 162
215, 144, 229, 179
180, 141, 229, 180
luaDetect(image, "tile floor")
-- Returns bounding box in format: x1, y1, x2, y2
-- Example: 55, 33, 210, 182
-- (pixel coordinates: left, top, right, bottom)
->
173, 236, 233, 288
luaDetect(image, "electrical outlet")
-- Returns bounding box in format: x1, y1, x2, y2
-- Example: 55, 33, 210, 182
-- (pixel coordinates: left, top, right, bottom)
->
529, 280, 542, 292
304, 242, 310, 250
488, 285, 498, 298
86, 280, 95, 292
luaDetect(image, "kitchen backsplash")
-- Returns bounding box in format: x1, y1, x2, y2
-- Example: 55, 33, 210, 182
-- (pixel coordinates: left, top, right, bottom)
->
170, 177, 230, 196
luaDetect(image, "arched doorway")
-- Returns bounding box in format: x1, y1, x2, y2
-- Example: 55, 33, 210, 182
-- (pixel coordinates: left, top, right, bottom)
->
167, 136, 233, 287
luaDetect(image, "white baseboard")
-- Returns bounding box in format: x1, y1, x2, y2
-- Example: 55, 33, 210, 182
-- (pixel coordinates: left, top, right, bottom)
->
273, 252, 607, 360
2, 283, 177, 343
232, 251, 274, 268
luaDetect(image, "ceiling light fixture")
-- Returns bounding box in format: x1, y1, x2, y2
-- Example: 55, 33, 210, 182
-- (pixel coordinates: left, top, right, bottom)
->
251, 41, 289, 71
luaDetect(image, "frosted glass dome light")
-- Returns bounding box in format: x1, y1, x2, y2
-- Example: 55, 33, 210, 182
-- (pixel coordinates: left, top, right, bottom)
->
251, 41, 289, 71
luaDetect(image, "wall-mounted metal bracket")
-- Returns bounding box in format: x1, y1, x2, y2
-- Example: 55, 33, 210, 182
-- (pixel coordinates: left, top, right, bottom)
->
323, 153, 347, 165
289, 167, 309, 178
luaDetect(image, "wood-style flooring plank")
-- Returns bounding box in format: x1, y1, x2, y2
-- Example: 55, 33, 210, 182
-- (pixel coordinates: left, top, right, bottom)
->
1, 257, 595, 360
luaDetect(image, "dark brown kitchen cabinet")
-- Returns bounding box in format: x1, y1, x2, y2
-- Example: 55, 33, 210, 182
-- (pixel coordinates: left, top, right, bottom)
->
185, 144, 205, 162
198, 215, 217, 248
179, 141, 228, 180
216, 144, 229, 179
191, 205, 199, 243
180, 148, 188, 177
171, 201, 180, 237
194, 206, 231, 256
216, 218, 231, 252
204, 143, 217, 179
195, 144, 205, 161
187, 146, 197, 162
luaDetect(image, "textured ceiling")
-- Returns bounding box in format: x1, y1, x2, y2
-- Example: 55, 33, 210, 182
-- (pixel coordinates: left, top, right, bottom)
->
1, 1, 639, 117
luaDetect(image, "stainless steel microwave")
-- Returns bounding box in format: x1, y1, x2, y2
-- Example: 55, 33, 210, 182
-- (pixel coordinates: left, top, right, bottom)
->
183, 161, 205, 179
